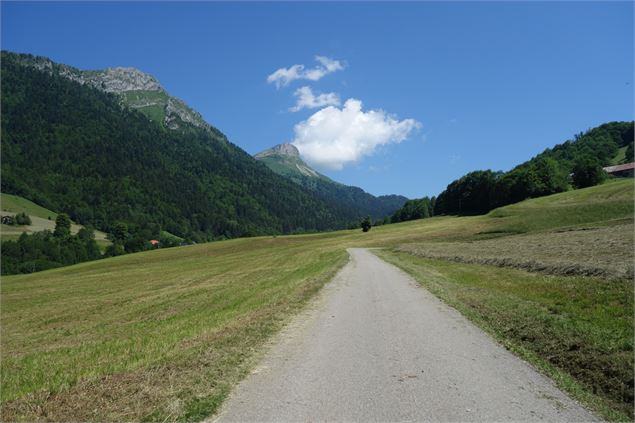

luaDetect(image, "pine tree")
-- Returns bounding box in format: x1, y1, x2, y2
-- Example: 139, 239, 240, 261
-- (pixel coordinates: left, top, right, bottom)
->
54, 213, 71, 238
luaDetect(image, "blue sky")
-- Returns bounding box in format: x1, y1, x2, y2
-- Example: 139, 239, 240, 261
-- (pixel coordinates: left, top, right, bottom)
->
2, 2, 633, 198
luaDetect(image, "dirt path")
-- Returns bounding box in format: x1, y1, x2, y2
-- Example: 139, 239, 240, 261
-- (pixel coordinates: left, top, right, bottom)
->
212, 248, 597, 422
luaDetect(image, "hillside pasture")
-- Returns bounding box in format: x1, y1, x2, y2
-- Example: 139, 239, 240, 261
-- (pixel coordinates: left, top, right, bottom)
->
1, 194, 109, 243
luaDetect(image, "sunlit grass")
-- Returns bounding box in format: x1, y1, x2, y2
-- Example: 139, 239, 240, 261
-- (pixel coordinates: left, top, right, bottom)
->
376, 251, 633, 421
1, 179, 633, 421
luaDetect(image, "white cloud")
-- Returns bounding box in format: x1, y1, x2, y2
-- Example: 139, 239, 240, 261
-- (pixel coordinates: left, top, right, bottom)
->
266, 65, 304, 89
291, 99, 421, 170
267, 56, 345, 88
290, 86, 340, 112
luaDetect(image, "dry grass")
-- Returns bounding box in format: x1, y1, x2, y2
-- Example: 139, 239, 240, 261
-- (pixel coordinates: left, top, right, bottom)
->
0, 194, 108, 242
1, 239, 349, 421
0, 213, 108, 241
398, 222, 634, 280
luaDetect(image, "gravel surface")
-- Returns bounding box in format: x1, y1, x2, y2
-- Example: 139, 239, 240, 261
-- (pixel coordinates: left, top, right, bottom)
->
212, 248, 598, 422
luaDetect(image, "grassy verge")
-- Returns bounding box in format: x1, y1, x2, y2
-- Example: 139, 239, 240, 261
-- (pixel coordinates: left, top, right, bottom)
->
376, 249, 634, 422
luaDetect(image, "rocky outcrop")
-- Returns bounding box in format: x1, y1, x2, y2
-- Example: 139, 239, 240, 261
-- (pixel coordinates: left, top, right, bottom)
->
13, 52, 212, 133
255, 143, 300, 158
82, 67, 163, 93
15, 55, 161, 92
164, 97, 208, 130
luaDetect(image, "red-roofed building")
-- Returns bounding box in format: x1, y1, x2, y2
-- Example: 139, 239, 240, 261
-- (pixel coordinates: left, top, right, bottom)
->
149, 239, 160, 247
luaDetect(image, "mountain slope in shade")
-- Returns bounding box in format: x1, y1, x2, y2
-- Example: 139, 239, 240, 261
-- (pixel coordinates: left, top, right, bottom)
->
255, 144, 408, 220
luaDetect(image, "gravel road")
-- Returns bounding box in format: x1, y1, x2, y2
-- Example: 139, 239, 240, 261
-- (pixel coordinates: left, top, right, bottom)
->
213, 248, 598, 422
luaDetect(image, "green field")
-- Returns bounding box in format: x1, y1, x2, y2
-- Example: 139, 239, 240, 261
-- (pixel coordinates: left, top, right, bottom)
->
1, 179, 633, 421
611, 145, 628, 165
121, 89, 170, 124
0, 193, 109, 244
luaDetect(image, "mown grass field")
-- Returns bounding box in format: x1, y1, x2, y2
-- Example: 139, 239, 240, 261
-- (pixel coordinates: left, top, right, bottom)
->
0, 193, 109, 245
398, 222, 633, 280
1, 179, 633, 421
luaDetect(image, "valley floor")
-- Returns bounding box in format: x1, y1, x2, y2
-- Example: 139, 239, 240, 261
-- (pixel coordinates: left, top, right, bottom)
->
1, 179, 633, 422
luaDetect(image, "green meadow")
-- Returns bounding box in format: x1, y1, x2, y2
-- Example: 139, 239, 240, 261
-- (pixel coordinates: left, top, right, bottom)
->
0, 193, 109, 246
1, 179, 633, 421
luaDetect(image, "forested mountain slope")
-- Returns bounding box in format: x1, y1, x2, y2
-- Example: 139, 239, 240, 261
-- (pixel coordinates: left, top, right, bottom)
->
1, 51, 360, 241
255, 143, 408, 220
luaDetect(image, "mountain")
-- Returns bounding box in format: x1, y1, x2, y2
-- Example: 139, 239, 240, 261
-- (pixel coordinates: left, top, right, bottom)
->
12, 53, 212, 132
255, 144, 326, 183
1, 51, 363, 242
255, 143, 408, 220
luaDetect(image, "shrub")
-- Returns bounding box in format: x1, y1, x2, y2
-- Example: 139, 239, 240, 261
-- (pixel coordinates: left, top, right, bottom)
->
14, 212, 32, 225
361, 216, 372, 232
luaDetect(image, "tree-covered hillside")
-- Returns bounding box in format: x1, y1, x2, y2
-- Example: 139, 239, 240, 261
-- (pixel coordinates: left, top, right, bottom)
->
255, 144, 408, 220
389, 121, 634, 222
0, 51, 356, 241
433, 121, 633, 216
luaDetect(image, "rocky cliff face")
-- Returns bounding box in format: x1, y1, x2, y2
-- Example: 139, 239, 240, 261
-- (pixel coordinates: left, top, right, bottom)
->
14, 53, 212, 132
84, 67, 163, 92
255, 143, 300, 159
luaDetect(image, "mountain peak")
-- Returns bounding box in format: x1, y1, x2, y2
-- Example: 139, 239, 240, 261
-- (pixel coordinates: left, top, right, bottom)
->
255, 143, 300, 158
91, 67, 163, 93
9, 53, 163, 93
6, 51, 217, 133
254, 141, 408, 219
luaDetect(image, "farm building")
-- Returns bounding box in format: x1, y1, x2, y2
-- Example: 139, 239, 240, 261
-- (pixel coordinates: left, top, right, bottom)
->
603, 162, 634, 178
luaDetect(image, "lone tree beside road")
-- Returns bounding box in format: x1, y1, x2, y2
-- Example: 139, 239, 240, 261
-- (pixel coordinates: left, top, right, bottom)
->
361, 216, 372, 232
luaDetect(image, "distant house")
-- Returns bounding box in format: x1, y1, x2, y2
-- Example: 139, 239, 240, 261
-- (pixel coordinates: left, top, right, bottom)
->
2, 215, 14, 225
603, 162, 634, 178
149, 239, 160, 247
